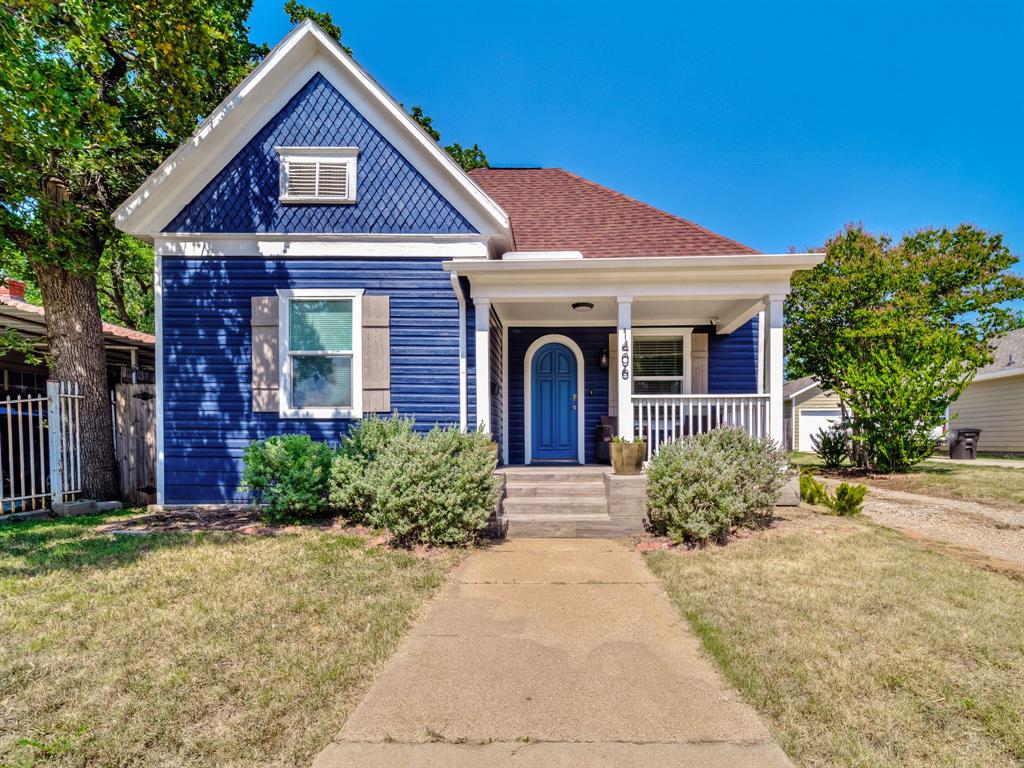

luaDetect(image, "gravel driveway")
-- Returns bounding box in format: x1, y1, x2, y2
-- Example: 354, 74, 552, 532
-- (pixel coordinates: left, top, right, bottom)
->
852, 484, 1024, 569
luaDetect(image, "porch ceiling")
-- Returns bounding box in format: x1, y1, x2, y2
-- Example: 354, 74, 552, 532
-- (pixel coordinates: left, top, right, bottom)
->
494, 297, 760, 329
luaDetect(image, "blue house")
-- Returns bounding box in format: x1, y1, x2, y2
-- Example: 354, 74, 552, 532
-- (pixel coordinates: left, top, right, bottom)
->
115, 21, 820, 506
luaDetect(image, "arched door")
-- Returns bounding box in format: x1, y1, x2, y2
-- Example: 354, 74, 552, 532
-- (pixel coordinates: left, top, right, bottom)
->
531, 342, 578, 462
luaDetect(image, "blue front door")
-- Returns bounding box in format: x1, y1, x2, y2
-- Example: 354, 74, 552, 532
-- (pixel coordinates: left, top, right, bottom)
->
531, 343, 578, 462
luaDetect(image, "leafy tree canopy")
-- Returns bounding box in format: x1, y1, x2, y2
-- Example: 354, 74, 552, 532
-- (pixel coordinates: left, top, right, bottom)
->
786, 224, 1024, 472
0, 0, 265, 273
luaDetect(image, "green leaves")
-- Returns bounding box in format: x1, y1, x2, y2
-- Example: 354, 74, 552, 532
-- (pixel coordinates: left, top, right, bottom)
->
0, 0, 262, 271
786, 224, 1024, 472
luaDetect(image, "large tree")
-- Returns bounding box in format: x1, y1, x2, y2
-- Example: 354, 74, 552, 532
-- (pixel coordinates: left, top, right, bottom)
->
0, 0, 262, 497
786, 224, 1024, 472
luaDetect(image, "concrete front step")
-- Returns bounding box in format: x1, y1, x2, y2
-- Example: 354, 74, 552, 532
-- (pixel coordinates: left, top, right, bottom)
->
504, 481, 606, 498
498, 469, 610, 484
502, 496, 608, 516
504, 515, 646, 538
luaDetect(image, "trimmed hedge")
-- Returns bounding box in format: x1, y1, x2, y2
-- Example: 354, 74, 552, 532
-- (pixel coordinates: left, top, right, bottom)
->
329, 415, 415, 521
328, 419, 499, 546
360, 427, 499, 546
646, 428, 788, 544
238, 434, 334, 522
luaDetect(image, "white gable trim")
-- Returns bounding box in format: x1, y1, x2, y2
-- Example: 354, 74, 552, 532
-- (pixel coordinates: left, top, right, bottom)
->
154, 233, 490, 259
115, 20, 510, 240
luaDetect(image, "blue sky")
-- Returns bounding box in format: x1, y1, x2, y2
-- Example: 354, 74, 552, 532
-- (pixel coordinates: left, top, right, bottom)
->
248, 0, 1023, 256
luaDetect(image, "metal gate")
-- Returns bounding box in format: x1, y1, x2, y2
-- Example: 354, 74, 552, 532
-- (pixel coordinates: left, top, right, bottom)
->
0, 381, 83, 514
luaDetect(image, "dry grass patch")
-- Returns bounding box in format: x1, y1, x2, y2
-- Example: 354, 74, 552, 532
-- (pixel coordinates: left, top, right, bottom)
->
646, 510, 1024, 768
0, 513, 460, 767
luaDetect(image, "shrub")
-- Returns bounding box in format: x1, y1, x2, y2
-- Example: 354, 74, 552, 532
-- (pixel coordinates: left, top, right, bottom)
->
329, 415, 415, 520
829, 482, 868, 516
239, 434, 334, 522
811, 422, 849, 468
361, 427, 500, 546
646, 428, 789, 544
800, 472, 828, 505
799, 472, 868, 516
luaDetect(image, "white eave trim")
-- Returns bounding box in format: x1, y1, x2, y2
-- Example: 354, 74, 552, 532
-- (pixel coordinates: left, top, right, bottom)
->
503, 251, 584, 261
971, 367, 1024, 383
785, 382, 821, 401
114, 20, 510, 239
154, 232, 491, 259
446, 253, 825, 273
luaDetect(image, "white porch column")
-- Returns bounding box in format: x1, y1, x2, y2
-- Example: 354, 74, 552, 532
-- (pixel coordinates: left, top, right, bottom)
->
765, 294, 785, 444
616, 296, 633, 439
474, 298, 491, 434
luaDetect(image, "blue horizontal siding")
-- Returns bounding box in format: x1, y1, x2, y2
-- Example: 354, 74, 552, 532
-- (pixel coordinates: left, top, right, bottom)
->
708, 316, 759, 394
162, 257, 463, 503
166, 73, 476, 235
507, 328, 612, 465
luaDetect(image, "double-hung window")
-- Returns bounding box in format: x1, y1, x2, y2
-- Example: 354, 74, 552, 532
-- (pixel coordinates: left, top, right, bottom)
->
278, 289, 363, 418
632, 332, 691, 395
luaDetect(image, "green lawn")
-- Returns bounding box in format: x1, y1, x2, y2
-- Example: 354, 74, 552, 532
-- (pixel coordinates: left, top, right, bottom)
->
0, 513, 459, 767
790, 451, 1024, 507
646, 510, 1024, 768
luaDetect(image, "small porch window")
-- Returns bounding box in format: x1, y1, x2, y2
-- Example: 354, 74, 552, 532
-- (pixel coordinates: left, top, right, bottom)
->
277, 289, 363, 418
632, 335, 688, 395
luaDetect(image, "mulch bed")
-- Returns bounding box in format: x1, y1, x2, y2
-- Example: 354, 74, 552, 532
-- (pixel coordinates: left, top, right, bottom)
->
95, 506, 381, 540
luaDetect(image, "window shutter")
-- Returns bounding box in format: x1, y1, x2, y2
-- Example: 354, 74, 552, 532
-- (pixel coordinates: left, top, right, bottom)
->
251, 296, 280, 412
691, 332, 708, 394
362, 295, 391, 413
607, 332, 618, 416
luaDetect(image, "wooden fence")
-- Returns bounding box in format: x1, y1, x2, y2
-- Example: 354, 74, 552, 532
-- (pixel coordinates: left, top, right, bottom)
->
112, 383, 157, 506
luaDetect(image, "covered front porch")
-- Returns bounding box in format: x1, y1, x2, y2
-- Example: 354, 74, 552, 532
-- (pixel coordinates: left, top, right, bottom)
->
446, 253, 820, 465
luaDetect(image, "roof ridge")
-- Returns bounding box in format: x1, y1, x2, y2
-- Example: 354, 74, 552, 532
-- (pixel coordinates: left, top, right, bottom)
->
552, 168, 759, 254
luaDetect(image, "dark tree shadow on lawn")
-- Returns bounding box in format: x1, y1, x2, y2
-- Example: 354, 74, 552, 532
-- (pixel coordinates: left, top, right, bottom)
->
0, 514, 243, 577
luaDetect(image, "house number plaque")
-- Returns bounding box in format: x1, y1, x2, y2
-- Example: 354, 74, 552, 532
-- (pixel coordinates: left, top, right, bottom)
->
620, 338, 630, 380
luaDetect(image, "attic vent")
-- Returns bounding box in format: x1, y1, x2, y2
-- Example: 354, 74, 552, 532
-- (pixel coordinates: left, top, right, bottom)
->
276, 146, 358, 204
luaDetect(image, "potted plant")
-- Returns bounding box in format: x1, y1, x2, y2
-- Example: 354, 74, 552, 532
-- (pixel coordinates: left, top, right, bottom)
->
611, 436, 646, 475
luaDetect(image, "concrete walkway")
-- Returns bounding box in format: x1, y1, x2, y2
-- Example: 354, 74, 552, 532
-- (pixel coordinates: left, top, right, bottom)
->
314, 539, 791, 768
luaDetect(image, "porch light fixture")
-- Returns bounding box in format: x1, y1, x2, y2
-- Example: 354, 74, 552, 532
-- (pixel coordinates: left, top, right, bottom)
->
572, 302, 594, 312
599, 348, 609, 370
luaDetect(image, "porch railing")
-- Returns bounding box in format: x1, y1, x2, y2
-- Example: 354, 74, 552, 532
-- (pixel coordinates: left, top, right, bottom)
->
632, 394, 771, 460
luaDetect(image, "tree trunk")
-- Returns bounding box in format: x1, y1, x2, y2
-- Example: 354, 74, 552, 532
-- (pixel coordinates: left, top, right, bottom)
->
33, 262, 119, 500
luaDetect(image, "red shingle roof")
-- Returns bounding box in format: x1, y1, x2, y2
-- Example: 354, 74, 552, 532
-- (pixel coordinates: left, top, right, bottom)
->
468, 168, 759, 258
0, 295, 155, 345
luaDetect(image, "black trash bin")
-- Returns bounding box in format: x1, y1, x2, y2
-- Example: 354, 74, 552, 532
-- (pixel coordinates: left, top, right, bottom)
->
948, 428, 982, 460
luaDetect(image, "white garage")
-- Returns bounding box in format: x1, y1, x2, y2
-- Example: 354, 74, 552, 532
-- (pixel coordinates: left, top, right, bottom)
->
783, 376, 844, 452
796, 409, 843, 452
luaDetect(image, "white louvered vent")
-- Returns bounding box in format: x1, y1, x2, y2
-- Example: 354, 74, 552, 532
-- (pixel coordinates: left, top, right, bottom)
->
276, 147, 358, 204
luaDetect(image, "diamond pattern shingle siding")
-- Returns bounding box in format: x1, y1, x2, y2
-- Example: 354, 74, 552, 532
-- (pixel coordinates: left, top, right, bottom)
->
167, 74, 476, 234
469, 168, 757, 257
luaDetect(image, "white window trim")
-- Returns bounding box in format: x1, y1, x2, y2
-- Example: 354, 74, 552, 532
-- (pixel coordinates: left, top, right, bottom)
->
631, 327, 693, 395
277, 288, 364, 419
276, 146, 359, 204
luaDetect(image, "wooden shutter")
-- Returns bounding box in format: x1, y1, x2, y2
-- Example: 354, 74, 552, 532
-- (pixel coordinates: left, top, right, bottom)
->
691, 332, 708, 394
362, 295, 391, 413
607, 332, 618, 416
251, 296, 280, 412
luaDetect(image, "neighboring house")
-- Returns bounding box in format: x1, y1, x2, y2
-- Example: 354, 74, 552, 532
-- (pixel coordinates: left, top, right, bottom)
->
114, 21, 821, 505
0, 279, 155, 396
949, 329, 1024, 454
782, 376, 843, 452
